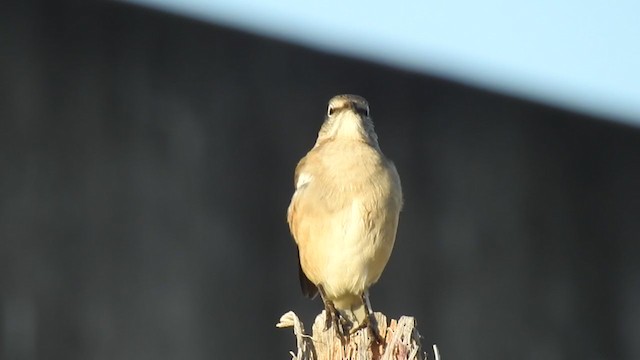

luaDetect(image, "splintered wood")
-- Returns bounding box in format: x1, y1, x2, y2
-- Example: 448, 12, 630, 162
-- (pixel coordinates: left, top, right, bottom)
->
277, 311, 424, 360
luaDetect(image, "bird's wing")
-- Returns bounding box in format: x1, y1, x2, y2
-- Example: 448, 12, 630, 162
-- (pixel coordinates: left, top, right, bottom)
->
287, 156, 311, 246
288, 155, 318, 296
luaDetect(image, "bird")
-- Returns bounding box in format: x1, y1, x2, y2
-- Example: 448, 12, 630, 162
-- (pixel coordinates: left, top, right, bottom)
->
287, 94, 403, 340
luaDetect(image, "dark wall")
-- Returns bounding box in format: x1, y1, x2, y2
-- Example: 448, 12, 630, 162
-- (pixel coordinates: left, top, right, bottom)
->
2, 2, 639, 359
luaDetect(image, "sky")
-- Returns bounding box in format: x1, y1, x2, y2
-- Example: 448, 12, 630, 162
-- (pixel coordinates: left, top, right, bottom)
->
126, 0, 640, 126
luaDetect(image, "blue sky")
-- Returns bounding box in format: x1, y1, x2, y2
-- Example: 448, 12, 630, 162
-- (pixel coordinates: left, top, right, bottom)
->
127, 0, 640, 126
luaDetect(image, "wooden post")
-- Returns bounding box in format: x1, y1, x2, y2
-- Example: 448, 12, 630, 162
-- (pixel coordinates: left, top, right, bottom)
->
277, 311, 436, 360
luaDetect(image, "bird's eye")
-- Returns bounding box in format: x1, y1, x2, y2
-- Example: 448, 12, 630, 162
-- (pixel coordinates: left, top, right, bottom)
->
327, 105, 336, 117
356, 106, 369, 117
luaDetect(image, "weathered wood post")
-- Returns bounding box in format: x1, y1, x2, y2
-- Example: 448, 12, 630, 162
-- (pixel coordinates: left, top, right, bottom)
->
277, 311, 438, 360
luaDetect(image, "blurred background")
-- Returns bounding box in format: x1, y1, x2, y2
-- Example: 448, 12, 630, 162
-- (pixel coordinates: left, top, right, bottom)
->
1, 1, 639, 359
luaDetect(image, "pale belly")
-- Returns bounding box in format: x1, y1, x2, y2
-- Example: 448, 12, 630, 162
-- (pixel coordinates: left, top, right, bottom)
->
299, 195, 399, 300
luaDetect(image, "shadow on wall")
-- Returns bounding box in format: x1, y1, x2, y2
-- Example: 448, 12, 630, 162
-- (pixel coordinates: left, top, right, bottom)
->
1, 2, 639, 360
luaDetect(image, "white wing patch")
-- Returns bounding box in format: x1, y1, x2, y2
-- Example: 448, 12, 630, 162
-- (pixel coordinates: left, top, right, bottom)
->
296, 173, 313, 189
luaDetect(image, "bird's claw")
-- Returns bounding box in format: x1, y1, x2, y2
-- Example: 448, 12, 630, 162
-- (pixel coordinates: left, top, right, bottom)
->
349, 314, 383, 344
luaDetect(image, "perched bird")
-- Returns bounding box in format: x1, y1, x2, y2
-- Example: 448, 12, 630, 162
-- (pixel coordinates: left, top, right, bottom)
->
287, 94, 403, 339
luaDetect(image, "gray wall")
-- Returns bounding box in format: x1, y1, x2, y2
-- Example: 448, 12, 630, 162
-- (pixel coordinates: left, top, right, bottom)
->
1, 1, 639, 359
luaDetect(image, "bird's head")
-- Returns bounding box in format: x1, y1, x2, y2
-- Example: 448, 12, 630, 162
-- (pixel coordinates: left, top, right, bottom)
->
316, 94, 379, 148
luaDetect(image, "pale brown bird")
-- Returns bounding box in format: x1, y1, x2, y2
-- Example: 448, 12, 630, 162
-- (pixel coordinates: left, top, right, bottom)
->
287, 94, 403, 339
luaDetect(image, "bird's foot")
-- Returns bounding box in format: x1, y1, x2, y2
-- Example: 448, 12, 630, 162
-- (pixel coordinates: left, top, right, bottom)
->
322, 302, 339, 331
318, 285, 352, 343
349, 313, 383, 344
325, 310, 351, 342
